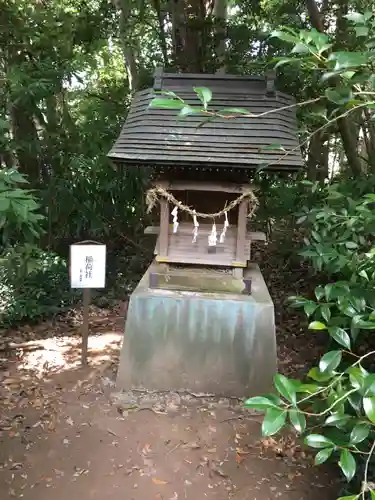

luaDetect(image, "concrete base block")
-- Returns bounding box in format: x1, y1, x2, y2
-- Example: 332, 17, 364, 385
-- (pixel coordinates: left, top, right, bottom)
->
116, 262, 277, 397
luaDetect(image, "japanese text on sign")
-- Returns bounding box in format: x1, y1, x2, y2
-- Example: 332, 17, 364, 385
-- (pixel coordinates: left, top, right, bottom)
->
70, 244, 106, 289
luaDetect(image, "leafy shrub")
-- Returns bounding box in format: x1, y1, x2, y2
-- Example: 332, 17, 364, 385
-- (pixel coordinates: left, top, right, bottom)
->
0, 168, 44, 246
0, 248, 79, 326
246, 182, 375, 499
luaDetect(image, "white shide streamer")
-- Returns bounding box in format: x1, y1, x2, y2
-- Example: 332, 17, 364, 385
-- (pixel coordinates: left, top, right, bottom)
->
208, 222, 217, 246
171, 206, 179, 233
192, 211, 199, 243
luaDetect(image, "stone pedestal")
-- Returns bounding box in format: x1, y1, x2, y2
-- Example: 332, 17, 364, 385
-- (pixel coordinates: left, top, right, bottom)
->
116, 262, 276, 397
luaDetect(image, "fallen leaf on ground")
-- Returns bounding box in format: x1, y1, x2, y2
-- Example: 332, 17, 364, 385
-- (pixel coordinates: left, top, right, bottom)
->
211, 463, 228, 478
152, 478, 168, 485
236, 447, 250, 455
182, 441, 200, 450
141, 443, 152, 456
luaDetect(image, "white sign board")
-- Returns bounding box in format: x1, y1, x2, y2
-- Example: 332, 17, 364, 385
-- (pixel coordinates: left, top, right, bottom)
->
70, 244, 106, 289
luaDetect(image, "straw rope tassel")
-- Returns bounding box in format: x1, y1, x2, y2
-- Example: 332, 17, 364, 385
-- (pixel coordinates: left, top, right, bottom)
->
219, 211, 229, 243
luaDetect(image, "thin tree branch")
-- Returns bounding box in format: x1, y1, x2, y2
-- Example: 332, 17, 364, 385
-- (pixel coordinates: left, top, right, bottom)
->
362, 440, 375, 499
86, 92, 121, 105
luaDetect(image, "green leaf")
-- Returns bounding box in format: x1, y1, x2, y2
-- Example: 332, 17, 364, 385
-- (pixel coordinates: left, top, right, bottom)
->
308, 367, 334, 382
194, 87, 212, 109
301, 28, 329, 50
289, 409, 306, 433
314, 447, 333, 465
322, 71, 342, 82
337, 496, 359, 500
363, 10, 373, 21
356, 319, 375, 330
220, 108, 249, 115
345, 241, 358, 249
348, 366, 366, 390
355, 26, 369, 37
339, 449, 356, 482
177, 105, 198, 118
363, 396, 375, 423
0, 196, 11, 212
364, 374, 375, 396
304, 434, 333, 449
298, 383, 322, 394
244, 396, 280, 410
328, 326, 351, 349
296, 215, 307, 224
270, 30, 299, 44
325, 88, 353, 105
325, 413, 352, 427
154, 89, 179, 98
318, 43, 333, 54
321, 304, 331, 322
300, 249, 318, 258
288, 295, 308, 307
291, 43, 309, 54
304, 301, 318, 317
359, 270, 369, 280
149, 98, 184, 110
324, 283, 335, 301
344, 12, 365, 24
309, 321, 327, 330
315, 286, 325, 300
274, 374, 297, 404
329, 51, 369, 70
274, 57, 299, 69
350, 422, 370, 444
319, 350, 342, 373
262, 408, 287, 436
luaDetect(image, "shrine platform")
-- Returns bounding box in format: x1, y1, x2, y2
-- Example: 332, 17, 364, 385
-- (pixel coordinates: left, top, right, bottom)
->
116, 262, 277, 397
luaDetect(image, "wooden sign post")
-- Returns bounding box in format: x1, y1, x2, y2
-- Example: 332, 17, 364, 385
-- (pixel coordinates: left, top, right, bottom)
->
70, 241, 106, 366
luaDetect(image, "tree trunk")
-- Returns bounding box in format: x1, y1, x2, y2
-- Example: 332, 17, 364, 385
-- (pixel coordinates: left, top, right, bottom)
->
113, 0, 138, 90
363, 110, 375, 169
152, 0, 169, 67
169, 0, 210, 72
10, 102, 41, 185
306, 0, 363, 177
307, 130, 329, 182
213, 0, 228, 71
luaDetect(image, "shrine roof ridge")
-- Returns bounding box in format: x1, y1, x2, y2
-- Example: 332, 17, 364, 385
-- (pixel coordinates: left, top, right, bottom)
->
108, 68, 304, 171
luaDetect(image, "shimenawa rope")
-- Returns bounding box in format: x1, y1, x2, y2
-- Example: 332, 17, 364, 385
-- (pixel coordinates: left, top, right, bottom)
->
146, 185, 259, 219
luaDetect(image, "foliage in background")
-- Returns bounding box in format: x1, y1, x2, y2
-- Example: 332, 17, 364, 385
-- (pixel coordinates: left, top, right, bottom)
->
3, 0, 374, 325
0, 250, 77, 325
3, 0, 375, 496
246, 181, 375, 499
241, 12, 375, 499
0, 168, 44, 245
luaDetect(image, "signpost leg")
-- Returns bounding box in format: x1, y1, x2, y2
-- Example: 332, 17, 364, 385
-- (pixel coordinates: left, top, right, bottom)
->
81, 288, 91, 366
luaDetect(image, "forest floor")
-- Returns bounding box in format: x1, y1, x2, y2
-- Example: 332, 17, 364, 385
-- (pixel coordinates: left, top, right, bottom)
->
0, 248, 342, 500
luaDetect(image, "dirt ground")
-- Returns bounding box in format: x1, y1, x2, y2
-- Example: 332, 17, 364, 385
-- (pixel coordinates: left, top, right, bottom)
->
0, 295, 341, 500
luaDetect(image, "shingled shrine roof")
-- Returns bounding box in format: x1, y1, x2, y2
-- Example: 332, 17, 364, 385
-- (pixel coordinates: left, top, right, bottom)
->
108, 69, 304, 171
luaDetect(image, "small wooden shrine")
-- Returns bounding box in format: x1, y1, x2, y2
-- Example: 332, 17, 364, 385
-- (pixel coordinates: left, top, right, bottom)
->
109, 68, 303, 293
109, 68, 303, 396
